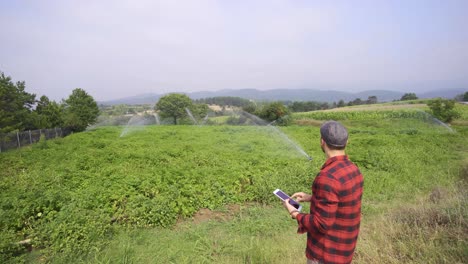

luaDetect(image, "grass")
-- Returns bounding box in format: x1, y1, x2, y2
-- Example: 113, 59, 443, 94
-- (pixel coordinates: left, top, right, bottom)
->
49, 182, 468, 263
355, 183, 468, 263
85, 126, 467, 264
78, 205, 306, 264
1, 104, 467, 263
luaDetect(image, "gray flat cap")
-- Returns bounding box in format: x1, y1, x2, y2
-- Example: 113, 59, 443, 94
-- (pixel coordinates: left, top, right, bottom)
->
320, 121, 348, 148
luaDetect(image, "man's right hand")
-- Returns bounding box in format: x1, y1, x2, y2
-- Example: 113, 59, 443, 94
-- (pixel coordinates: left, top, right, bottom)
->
291, 192, 312, 202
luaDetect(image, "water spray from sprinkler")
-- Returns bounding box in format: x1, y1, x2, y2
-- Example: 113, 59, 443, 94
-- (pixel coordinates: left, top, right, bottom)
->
414, 109, 454, 133
239, 110, 313, 161
153, 113, 161, 125
185, 108, 199, 125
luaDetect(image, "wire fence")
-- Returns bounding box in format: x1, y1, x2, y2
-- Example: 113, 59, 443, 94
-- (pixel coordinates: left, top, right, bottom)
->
0, 127, 73, 153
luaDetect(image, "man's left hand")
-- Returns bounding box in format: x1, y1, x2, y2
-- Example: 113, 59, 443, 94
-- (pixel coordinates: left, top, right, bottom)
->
282, 198, 297, 213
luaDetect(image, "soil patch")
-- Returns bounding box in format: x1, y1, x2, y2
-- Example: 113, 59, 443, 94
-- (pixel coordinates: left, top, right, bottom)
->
176, 204, 244, 227
192, 204, 241, 224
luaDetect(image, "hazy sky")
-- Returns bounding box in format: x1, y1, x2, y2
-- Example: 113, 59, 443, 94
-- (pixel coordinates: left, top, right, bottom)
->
1, 0, 467, 101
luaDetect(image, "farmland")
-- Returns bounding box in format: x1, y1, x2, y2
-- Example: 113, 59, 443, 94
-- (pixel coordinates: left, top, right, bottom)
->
1, 103, 467, 263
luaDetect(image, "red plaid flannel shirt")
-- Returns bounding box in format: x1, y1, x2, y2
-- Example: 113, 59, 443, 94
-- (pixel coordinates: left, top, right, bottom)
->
296, 155, 363, 264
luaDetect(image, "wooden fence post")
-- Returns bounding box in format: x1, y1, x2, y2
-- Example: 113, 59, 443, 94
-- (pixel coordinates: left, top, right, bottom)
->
17, 132, 21, 148
29, 130, 32, 144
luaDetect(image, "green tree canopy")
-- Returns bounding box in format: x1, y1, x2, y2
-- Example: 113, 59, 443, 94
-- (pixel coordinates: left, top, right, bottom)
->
288, 101, 323, 112
367, 96, 378, 104
427, 98, 460, 123
63, 88, 99, 132
401, 93, 418, 101
337, 99, 346, 107
189, 103, 209, 120
35, 95, 64, 128
348, 98, 363, 106
155, 93, 193, 124
242, 101, 257, 114
258, 101, 291, 125
0, 72, 36, 133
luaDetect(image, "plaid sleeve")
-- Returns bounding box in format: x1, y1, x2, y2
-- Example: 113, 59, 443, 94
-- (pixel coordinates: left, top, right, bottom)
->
296, 174, 339, 234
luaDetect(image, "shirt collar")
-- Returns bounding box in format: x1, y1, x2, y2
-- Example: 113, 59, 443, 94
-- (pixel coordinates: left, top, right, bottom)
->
321, 155, 349, 169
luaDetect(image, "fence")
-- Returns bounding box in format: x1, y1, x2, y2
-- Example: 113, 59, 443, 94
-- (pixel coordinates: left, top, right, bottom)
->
0, 127, 73, 153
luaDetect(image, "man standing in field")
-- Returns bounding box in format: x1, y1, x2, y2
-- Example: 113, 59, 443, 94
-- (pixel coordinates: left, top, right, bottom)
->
283, 121, 363, 264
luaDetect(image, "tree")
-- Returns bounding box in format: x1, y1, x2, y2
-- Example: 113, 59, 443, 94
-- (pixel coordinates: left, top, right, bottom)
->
427, 98, 460, 123
189, 103, 209, 120
155, 93, 193, 124
242, 102, 257, 114
400, 93, 418, 101
258, 101, 291, 125
63, 88, 99, 132
287, 101, 322, 112
351, 98, 363, 106
337, 99, 345, 108
35, 95, 64, 128
320, 102, 330, 110
367, 96, 378, 104
0, 72, 36, 133
465, 92, 468, 102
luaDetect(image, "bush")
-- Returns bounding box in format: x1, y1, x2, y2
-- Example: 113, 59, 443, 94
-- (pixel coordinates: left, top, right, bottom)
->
427, 98, 461, 123
257, 102, 290, 125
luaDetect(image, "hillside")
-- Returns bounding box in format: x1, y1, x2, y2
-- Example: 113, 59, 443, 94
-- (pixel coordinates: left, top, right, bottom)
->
1, 104, 467, 263
99, 89, 400, 105
99, 88, 466, 105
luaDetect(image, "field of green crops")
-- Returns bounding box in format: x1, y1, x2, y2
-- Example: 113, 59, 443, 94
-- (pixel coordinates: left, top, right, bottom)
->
1, 104, 467, 263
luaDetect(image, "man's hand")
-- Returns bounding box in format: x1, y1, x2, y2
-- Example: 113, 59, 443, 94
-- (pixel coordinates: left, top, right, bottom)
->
283, 199, 300, 219
291, 192, 312, 202
282, 198, 297, 212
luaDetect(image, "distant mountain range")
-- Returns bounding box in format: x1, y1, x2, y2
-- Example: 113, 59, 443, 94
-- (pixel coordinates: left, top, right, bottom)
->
99, 88, 466, 105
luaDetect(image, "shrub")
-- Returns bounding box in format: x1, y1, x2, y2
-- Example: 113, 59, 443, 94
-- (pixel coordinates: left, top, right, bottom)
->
427, 98, 461, 123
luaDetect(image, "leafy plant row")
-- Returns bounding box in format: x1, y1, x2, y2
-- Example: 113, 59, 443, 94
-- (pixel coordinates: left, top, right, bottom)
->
292, 109, 433, 121
0, 122, 466, 262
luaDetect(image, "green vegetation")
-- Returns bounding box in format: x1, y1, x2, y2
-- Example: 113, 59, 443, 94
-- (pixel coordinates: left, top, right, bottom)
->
287, 101, 330, 112
1, 103, 467, 263
155, 93, 208, 124
0, 72, 36, 133
194, 96, 252, 108
62, 88, 100, 132
83, 205, 305, 264
294, 108, 429, 121
35, 96, 64, 129
427, 98, 460, 123
454, 91, 468, 102
400, 92, 418, 101
257, 101, 291, 125
455, 103, 468, 120
0, 72, 100, 133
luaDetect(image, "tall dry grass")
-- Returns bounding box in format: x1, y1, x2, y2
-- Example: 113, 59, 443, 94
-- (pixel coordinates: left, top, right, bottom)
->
354, 162, 468, 264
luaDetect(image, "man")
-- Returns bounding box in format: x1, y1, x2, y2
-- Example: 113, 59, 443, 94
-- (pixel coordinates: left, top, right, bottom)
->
283, 120, 363, 264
